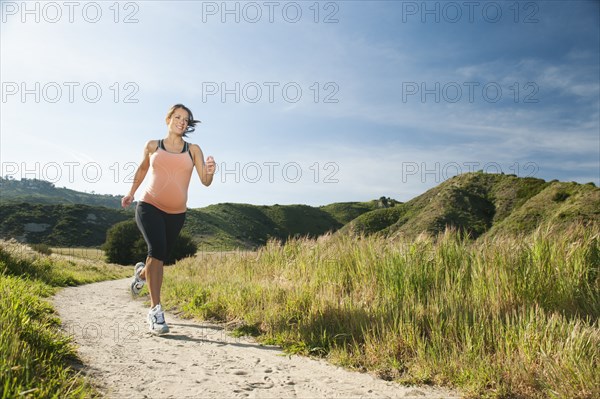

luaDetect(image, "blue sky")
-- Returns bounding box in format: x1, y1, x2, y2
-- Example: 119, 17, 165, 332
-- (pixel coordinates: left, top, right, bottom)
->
1, 0, 599, 207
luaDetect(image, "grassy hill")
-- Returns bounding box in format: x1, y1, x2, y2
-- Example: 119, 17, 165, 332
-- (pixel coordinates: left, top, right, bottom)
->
0, 199, 379, 249
344, 172, 599, 239
486, 179, 600, 236
0, 177, 122, 208
0, 202, 131, 247
2, 173, 597, 249
183, 201, 379, 249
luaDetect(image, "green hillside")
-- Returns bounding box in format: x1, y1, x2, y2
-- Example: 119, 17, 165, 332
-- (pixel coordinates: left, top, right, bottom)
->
486, 180, 600, 236
2, 173, 597, 249
0, 202, 131, 247
319, 201, 382, 224
0, 177, 122, 208
185, 201, 379, 249
0, 200, 377, 249
345, 172, 599, 239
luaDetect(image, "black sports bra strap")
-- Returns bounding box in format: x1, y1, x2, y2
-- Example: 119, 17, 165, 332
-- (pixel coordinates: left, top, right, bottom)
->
156, 139, 192, 160
185, 142, 194, 162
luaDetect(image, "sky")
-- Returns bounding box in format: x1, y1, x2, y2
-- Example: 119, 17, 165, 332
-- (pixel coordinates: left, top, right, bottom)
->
1, 0, 599, 208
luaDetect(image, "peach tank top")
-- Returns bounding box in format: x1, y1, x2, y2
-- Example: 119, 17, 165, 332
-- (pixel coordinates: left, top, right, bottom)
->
139, 140, 194, 214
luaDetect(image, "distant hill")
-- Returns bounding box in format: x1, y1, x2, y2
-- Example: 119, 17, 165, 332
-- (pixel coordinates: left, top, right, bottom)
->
0, 202, 130, 247
185, 201, 379, 249
2, 173, 597, 249
343, 172, 599, 239
0, 182, 379, 248
0, 177, 122, 208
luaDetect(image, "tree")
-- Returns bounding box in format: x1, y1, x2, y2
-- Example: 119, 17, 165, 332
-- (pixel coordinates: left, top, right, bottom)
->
379, 196, 389, 208
103, 220, 146, 265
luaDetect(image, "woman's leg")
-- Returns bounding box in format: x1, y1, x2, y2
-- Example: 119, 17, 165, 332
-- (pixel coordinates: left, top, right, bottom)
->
135, 202, 168, 307
164, 211, 186, 264
136, 205, 185, 308
140, 256, 163, 308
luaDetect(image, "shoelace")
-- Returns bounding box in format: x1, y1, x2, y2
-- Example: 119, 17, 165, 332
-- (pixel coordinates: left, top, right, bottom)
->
153, 312, 165, 324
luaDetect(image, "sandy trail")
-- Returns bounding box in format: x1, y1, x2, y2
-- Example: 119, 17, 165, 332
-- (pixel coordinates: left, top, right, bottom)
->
52, 278, 461, 399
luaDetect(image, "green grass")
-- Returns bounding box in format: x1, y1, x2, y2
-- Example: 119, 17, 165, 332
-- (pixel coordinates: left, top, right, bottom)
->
160, 224, 600, 399
0, 240, 131, 398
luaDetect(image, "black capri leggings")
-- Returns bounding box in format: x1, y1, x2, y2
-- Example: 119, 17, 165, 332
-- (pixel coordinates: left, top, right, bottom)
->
135, 201, 186, 262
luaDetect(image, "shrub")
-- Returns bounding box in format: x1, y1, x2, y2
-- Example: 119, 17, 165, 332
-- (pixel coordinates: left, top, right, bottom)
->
102, 220, 146, 265
552, 191, 570, 202
30, 243, 52, 255
166, 231, 197, 265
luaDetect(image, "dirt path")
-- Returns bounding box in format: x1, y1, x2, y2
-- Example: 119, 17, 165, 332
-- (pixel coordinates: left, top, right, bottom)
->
52, 278, 461, 399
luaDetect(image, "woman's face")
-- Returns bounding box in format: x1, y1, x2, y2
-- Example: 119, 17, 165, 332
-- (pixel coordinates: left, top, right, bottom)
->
167, 108, 189, 136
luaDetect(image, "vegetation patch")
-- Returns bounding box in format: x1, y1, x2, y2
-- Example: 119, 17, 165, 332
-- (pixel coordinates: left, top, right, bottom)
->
0, 240, 131, 398
161, 224, 600, 399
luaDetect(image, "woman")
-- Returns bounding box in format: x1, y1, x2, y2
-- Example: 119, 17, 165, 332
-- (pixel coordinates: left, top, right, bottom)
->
121, 104, 216, 335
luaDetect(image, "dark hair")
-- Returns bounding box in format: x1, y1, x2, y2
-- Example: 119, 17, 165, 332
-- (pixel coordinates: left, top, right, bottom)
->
166, 104, 201, 136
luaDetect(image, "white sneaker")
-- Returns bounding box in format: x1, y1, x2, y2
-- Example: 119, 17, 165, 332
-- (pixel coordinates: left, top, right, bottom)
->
130, 262, 145, 296
148, 304, 169, 335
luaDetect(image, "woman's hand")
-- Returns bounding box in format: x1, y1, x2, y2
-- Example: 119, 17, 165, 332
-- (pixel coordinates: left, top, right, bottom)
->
121, 194, 134, 208
191, 145, 215, 186
206, 156, 216, 175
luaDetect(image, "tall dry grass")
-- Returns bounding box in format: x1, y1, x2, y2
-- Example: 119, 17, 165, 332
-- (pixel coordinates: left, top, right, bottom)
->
162, 224, 599, 398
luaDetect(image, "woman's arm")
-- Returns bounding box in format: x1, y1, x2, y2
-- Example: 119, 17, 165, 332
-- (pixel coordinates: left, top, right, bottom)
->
190, 144, 215, 187
121, 140, 157, 208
